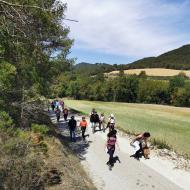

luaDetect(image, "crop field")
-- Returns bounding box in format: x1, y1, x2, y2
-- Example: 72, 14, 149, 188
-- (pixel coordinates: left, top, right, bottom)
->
65, 100, 190, 157
106, 68, 190, 77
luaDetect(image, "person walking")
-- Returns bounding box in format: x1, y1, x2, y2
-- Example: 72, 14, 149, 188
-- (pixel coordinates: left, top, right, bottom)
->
93, 111, 100, 133
68, 116, 77, 142
107, 114, 115, 132
130, 132, 151, 160
56, 108, 61, 122
62, 100, 65, 110
99, 113, 106, 132
90, 108, 96, 128
105, 129, 119, 170
51, 101, 55, 111
63, 107, 69, 121
79, 116, 89, 141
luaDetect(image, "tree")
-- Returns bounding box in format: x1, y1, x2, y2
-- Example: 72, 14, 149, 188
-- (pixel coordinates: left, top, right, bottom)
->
139, 70, 147, 78
177, 72, 188, 79
172, 87, 190, 107
169, 76, 185, 93
0, 0, 73, 126
138, 80, 169, 104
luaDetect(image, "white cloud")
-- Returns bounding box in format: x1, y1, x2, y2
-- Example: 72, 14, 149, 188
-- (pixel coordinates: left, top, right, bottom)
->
62, 0, 190, 58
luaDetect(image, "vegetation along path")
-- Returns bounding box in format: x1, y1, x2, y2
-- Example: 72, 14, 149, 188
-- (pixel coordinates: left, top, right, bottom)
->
49, 110, 190, 190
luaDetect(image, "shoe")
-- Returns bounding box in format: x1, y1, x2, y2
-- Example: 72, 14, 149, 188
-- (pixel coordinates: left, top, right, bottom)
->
134, 156, 140, 161
106, 161, 110, 165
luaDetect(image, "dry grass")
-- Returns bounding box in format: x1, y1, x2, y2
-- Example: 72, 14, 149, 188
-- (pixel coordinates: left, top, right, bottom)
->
105, 68, 190, 77
45, 136, 96, 190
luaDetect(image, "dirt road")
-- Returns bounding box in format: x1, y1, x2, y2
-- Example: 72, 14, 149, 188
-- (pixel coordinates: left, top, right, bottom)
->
50, 111, 190, 190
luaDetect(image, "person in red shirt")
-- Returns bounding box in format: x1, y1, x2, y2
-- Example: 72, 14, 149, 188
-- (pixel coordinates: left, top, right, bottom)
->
105, 129, 120, 170
79, 116, 89, 140
63, 108, 69, 121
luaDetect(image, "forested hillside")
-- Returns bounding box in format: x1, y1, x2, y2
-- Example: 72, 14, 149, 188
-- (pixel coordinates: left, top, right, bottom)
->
128, 45, 190, 70
74, 62, 116, 75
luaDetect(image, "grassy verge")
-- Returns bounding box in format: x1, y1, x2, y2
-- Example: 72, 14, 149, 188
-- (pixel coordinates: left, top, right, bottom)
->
65, 100, 190, 157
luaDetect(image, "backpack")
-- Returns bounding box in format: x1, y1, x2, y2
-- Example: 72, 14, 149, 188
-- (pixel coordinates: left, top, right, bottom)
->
90, 114, 96, 122
94, 114, 99, 122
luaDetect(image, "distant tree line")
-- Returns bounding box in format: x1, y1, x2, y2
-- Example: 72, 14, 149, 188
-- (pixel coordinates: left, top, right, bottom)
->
52, 71, 190, 107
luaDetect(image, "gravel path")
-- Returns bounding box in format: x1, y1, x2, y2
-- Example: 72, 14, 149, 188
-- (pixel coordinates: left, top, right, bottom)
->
50, 111, 190, 190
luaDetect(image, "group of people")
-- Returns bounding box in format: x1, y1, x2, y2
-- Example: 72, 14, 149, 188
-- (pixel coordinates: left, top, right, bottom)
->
51, 105, 151, 169
50, 100, 69, 122
89, 109, 116, 133
65, 109, 117, 143
68, 115, 89, 142
105, 129, 151, 169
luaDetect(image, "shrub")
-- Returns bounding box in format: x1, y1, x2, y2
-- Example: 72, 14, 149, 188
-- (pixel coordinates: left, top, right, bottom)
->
0, 132, 45, 190
151, 138, 171, 150
139, 70, 147, 78
178, 72, 188, 79
31, 124, 49, 135
0, 111, 13, 129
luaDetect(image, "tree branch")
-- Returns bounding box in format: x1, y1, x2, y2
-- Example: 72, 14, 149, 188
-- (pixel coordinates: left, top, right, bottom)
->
63, 18, 79, 22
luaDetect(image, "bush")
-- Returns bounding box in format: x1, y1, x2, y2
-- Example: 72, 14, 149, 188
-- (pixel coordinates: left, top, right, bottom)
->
172, 87, 190, 107
0, 111, 13, 129
138, 80, 169, 104
0, 131, 45, 190
31, 124, 49, 135
151, 138, 171, 150
138, 70, 147, 78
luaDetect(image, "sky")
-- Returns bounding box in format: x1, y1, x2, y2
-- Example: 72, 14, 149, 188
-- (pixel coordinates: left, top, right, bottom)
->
62, 0, 190, 64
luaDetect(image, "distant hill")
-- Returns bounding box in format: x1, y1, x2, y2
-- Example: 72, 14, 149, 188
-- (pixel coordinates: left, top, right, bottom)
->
127, 45, 190, 70
74, 45, 190, 76
74, 62, 116, 75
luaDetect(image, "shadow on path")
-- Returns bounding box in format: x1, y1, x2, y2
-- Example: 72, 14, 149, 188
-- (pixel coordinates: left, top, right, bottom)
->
49, 110, 91, 161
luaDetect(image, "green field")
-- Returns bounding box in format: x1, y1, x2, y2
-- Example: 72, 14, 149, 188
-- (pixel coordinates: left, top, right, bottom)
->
65, 100, 190, 157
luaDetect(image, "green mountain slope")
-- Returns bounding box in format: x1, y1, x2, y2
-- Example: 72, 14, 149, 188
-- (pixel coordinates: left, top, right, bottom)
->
128, 45, 190, 70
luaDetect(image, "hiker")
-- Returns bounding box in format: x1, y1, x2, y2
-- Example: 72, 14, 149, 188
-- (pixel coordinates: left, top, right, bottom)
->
99, 113, 106, 132
107, 114, 115, 132
130, 132, 151, 160
79, 116, 89, 141
105, 129, 119, 169
90, 108, 96, 115
53, 100, 57, 111
56, 107, 61, 122
90, 109, 96, 131
62, 100, 65, 110
51, 101, 55, 111
90, 108, 96, 127
92, 111, 100, 133
59, 100, 63, 111
68, 116, 77, 142
63, 107, 69, 121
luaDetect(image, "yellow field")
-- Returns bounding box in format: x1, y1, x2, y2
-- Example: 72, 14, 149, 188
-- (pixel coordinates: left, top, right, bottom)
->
105, 68, 190, 77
